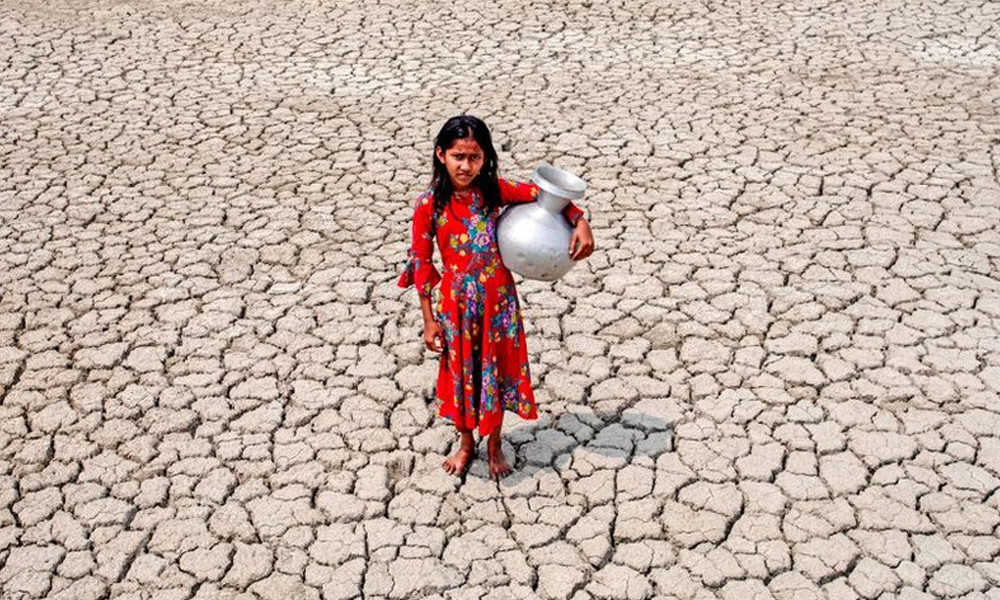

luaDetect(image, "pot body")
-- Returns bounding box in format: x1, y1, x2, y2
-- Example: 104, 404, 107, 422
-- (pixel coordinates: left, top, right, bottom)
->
497, 165, 586, 281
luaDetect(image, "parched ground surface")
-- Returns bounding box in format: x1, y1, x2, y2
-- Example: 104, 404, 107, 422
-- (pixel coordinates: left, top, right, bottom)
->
1, 0, 999, 598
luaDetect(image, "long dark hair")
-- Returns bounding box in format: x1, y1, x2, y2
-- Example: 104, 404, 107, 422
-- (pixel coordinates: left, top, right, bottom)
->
431, 115, 501, 230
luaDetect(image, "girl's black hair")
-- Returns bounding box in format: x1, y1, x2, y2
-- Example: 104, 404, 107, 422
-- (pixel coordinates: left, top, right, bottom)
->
431, 115, 501, 230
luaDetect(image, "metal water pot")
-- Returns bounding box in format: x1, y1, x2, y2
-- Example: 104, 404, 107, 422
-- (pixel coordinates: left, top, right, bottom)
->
497, 165, 586, 281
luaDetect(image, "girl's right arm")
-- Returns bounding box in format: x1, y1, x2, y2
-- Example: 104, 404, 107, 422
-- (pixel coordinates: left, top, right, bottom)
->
420, 295, 443, 352
397, 192, 444, 352
397, 192, 442, 296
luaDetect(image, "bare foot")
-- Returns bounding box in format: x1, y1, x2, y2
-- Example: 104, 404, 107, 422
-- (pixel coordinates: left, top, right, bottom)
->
443, 432, 475, 475
487, 434, 513, 480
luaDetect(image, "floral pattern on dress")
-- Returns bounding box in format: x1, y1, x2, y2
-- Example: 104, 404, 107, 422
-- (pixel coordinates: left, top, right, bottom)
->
399, 177, 585, 436
489, 284, 522, 347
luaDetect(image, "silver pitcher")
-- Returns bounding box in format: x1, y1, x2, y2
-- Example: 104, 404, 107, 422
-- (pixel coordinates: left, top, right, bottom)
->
497, 165, 587, 281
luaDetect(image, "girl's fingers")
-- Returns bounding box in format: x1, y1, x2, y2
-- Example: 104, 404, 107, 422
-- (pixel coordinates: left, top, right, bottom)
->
570, 235, 593, 261
427, 332, 442, 352
570, 235, 582, 260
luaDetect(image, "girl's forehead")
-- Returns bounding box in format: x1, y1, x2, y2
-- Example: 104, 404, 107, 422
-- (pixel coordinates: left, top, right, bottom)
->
447, 137, 483, 154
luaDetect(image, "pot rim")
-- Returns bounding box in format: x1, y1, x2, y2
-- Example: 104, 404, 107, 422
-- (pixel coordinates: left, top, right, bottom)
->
533, 164, 586, 200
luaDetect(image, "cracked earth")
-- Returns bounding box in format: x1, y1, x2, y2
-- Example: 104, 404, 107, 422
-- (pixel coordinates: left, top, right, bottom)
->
1, 0, 999, 599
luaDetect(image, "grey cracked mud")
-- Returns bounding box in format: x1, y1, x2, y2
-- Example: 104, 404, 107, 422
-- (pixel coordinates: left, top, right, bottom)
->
1, 1, 999, 599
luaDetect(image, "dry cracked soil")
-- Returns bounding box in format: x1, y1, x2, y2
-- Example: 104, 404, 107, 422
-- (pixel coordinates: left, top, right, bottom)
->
1, 0, 999, 599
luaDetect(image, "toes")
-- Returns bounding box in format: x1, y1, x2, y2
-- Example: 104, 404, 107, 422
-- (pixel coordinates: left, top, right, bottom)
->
488, 460, 512, 480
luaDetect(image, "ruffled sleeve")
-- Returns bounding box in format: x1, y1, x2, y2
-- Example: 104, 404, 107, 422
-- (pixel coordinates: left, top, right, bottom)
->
397, 192, 442, 298
498, 177, 586, 225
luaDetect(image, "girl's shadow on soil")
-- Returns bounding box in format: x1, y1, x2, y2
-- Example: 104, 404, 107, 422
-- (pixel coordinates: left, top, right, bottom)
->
462, 407, 674, 485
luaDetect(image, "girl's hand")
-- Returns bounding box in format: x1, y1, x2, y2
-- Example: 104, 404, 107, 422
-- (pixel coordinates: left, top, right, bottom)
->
569, 219, 595, 261
424, 319, 444, 353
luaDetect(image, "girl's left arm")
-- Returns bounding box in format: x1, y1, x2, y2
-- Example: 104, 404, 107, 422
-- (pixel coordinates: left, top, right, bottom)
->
498, 177, 593, 260
498, 177, 587, 226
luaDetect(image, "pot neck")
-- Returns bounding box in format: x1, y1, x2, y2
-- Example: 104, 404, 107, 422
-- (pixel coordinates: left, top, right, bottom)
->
537, 189, 571, 213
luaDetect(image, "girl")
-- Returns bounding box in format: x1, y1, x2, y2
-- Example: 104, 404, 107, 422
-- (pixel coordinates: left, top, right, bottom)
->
398, 115, 594, 480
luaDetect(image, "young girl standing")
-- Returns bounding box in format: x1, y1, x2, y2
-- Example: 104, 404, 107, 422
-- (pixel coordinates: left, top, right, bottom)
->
398, 115, 594, 479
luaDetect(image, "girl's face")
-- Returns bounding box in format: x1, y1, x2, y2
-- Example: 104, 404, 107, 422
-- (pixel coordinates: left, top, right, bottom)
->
435, 137, 484, 192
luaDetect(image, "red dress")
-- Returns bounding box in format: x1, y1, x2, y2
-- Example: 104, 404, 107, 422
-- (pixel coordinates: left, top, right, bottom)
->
398, 178, 585, 437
